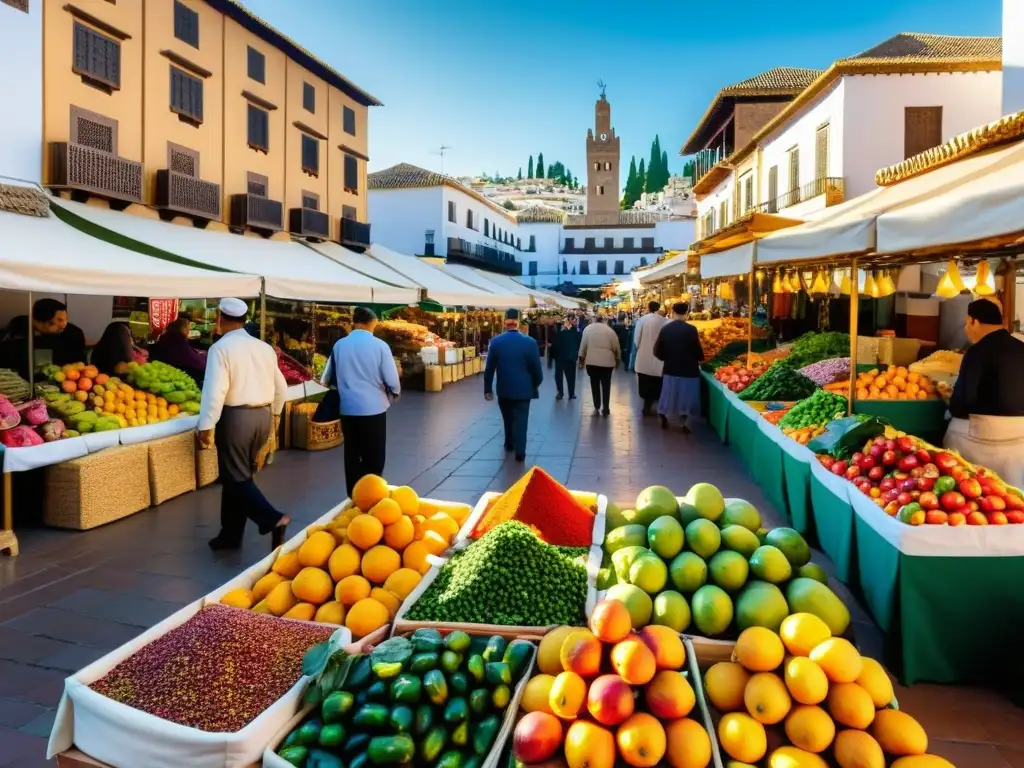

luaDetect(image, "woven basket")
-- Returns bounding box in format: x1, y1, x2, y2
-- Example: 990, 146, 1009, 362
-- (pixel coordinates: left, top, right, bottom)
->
196, 443, 219, 487
255, 415, 279, 472
856, 336, 879, 366
291, 403, 343, 451
147, 432, 197, 505
877, 336, 922, 367
44, 444, 150, 530
425, 365, 442, 392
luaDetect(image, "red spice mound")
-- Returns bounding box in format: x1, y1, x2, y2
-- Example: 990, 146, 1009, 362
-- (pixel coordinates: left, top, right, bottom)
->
472, 466, 595, 546
90, 604, 334, 732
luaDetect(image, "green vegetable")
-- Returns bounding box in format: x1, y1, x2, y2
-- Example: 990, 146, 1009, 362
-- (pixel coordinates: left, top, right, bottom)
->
485, 662, 511, 685
443, 697, 468, 724
420, 726, 447, 763
466, 654, 485, 682
352, 703, 389, 729
389, 673, 422, 704
492, 684, 511, 710
437, 750, 466, 768
440, 650, 463, 674
295, 719, 322, 746
473, 716, 501, 756
738, 363, 818, 402
483, 636, 507, 663
424, 669, 448, 704
469, 688, 491, 715
349, 752, 370, 768
411, 628, 444, 653
277, 746, 308, 767
409, 652, 439, 674
372, 661, 404, 680
778, 332, 851, 370
778, 389, 849, 430
366, 680, 389, 701
307, 749, 344, 768
502, 640, 534, 682
371, 637, 414, 667
389, 705, 414, 734
452, 721, 469, 747
413, 704, 434, 735
448, 670, 469, 695
368, 734, 415, 764
464, 757, 481, 768
347, 656, 372, 690
445, 630, 472, 653
318, 724, 346, 748
807, 416, 886, 459
321, 691, 355, 724
344, 733, 371, 757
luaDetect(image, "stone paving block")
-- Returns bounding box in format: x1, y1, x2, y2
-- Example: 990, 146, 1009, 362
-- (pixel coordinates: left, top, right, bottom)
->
0, 698, 48, 729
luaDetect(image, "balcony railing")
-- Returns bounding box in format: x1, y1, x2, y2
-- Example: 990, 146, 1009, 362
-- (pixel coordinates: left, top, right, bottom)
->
694, 145, 732, 181
754, 176, 844, 214
340, 218, 371, 250
229, 193, 283, 231
156, 170, 222, 220
49, 142, 143, 204
561, 244, 664, 255
288, 207, 330, 239
446, 237, 521, 275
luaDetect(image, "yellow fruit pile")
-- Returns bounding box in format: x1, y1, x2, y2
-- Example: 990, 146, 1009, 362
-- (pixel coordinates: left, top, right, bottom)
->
95, 383, 181, 427
220, 474, 471, 639
704, 616, 950, 768
855, 366, 939, 401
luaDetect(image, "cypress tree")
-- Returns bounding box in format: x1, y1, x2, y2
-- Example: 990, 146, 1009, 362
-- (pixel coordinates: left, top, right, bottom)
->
517, 167, 522, 180
536, 153, 545, 178
661, 150, 670, 182
638, 158, 646, 196
622, 157, 638, 208
527, 155, 534, 179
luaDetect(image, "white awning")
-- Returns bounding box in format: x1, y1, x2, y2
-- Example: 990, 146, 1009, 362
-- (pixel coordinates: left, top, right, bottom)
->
301, 240, 421, 304
53, 199, 383, 303
364, 245, 501, 306
468, 271, 564, 308
433, 264, 531, 308
638, 252, 688, 285
701, 241, 755, 279
0, 204, 260, 298
875, 140, 1024, 254
757, 141, 1022, 264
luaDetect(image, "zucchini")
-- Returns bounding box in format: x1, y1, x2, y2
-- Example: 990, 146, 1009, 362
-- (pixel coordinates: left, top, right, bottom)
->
469, 688, 490, 716
485, 662, 511, 686
443, 697, 468, 724
321, 690, 355, 724
451, 720, 469, 747
295, 718, 322, 746
440, 650, 462, 675
349, 752, 370, 768
448, 671, 469, 695
466, 654, 485, 683
276, 746, 308, 767
413, 704, 434, 736
444, 630, 471, 653
307, 748, 345, 768
389, 673, 422, 704
492, 684, 511, 710
344, 733, 371, 758
353, 703, 389, 729
409, 652, 439, 674
419, 725, 447, 764
482, 636, 506, 663
347, 655, 372, 690
502, 640, 533, 682
353, 690, 370, 709
367, 680, 389, 702
389, 705, 414, 734
473, 715, 501, 756
372, 661, 404, 680
368, 734, 415, 765
464, 757, 481, 768
424, 669, 448, 705
437, 750, 465, 768
318, 723, 346, 748
411, 628, 444, 653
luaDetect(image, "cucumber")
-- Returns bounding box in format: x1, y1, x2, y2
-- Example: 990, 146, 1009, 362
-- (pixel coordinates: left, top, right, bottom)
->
367, 680, 389, 702
424, 669, 448, 705
469, 688, 490, 716
411, 628, 444, 653
389, 673, 422, 704
448, 671, 469, 695
502, 640, 534, 682
437, 750, 466, 768
318, 723, 346, 748
343, 733, 371, 758
347, 655, 372, 690
295, 718, 322, 746
321, 691, 355, 724
482, 636, 506, 663
389, 705, 414, 734
413, 704, 434, 736
440, 650, 462, 674
443, 697, 468, 724
409, 652, 439, 674
353, 703, 389, 729
277, 746, 308, 767
349, 752, 370, 768
492, 684, 511, 710
368, 734, 415, 765
451, 720, 469, 747
307, 748, 345, 768
464, 757, 481, 768
485, 662, 511, 686
419, 726, 447, 764
473, 715, 501, 756
444, 630, 471, 653
466, 654, 485, 683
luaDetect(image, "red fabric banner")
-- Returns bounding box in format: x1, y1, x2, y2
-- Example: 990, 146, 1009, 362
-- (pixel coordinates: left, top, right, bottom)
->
149, 298, 179, 336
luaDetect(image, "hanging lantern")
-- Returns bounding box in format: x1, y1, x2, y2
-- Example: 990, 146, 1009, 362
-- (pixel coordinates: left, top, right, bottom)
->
974, 259, 995, 296
772, 270, 783, 294
878, 270, 896, 297
950, 260, 966, 293
828, 269, 841, 295
864, 271, 878, 298
810, 269, 829, 297
935, 259, 961, 299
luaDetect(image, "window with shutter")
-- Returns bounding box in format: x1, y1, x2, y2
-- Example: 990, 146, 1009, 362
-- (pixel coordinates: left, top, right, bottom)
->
604, 237, 614, 250
742, 173, 754, 213
466, 210, 474, 229
343, 106, 356, 136
167, 143, 198, 177
483, 219, 489, 236
719, 201, 727, 230
641, 237, 654, 249
173, 1, 199, 48
767, 166, 778, 212
614, 260, 624, 274
303, 82, 315, 113
301, 134, 318, 175
597, 261, 607, 275
247, 104, 268, 152
247, 172, 268, 197
72, 22, 121, 90
624, 237, 634, 249
815, 124, 829, 180
787, 147, 800, 193
904, 107, 943, 159
302, 192, 319, 210
529, 262, 538, 276
580, 261, 590, 275
640, 257, 648, 267
530, 235, 536, 251
448, 201, 456, 222
70, 106, 117, 153
585, 237, 596, 249
169, 66, 203, 123
247, 46, 265, 83
344, 154, 359, 193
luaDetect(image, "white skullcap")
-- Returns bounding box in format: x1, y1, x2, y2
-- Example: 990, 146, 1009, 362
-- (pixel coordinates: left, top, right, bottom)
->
218, 297, 248, 319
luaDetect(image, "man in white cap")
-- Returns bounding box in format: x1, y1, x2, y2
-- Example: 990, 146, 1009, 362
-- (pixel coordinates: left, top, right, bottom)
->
198, 298, 289, 550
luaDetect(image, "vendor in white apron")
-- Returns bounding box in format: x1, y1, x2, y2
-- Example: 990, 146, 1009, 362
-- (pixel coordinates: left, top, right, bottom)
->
944, 298, 1024, 489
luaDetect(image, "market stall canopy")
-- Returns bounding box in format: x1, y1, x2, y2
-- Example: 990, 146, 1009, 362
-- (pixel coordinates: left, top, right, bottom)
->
364, 245, 502, 307
691, 212, 802, 257
638, 251, 690, 285
874, 113, 1024, 256
431, 263, 532, 308
701, 241, 755, 279
52, 199, 384, 303
467, 270, 567, 308
0, 190, 260, 297
302, 240, 421, 304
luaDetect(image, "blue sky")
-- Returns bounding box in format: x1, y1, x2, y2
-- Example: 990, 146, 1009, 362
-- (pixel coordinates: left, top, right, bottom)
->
243, 0, 1002, 182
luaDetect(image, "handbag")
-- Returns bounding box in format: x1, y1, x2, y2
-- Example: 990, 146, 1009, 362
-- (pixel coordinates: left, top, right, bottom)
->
313, 354, 340, 423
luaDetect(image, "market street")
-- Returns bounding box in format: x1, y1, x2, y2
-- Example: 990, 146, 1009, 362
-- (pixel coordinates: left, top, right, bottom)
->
0, 369, 1019, 766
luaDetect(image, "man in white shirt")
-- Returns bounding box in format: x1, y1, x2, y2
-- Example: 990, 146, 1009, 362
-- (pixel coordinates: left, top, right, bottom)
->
198, 298, 289, 551
321, 307, 401, 497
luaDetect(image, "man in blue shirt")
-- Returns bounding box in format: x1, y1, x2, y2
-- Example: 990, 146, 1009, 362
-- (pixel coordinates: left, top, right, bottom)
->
321, 307, 401, 496
484, 309, 543, 461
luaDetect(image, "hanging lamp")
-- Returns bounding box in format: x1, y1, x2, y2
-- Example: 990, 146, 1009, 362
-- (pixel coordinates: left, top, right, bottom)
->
810, 269, 829, 297
878, 269, 896, 297
974, 259, 995, 296
935, 259, 963, 299
772, 270, 783, 294
864, 271, 878, 298
838, 269, 852, 296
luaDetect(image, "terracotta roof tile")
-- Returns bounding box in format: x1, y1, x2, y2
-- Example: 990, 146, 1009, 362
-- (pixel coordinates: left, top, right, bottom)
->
514, 206, 566, 224
368, 163, 517, 222
723, 67, 824, 94
843, 32, 1001, 62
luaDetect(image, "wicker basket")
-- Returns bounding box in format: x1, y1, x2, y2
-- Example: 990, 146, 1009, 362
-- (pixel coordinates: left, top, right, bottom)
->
425, 365, 442, 392
44, 444, 151, 530
196, 443, 219, 487
291, 403, 343, 451
877, 336, 923, 367
255, 415, 279, 472
856, 336, 880, 366
147, 432, 197, 505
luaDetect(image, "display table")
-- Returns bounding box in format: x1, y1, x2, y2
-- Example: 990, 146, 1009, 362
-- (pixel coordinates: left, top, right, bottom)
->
699, 374, 1024, 685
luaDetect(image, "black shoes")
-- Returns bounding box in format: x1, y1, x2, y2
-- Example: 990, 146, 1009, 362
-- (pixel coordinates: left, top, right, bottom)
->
208, 535, 239, 551
660, 414, 669, 430
556, 393, 564, 400
602, 408, 610, 416
569, 394, 576, 400
515, 453, 525, 462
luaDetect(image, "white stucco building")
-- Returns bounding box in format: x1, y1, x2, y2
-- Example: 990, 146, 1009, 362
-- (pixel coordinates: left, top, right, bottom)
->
0, 0, 42, 184
686, 33, 1003, 239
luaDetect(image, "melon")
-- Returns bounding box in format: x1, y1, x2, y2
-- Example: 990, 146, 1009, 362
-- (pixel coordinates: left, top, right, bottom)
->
735, 580, 790, 633
604, 524, 648, 554
633, 486, 679, 526
685, 483, 725, 522
786, 578, 851, 636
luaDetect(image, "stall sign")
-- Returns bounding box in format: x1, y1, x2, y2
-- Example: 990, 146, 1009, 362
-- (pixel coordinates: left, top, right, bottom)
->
149, 299, 179, 335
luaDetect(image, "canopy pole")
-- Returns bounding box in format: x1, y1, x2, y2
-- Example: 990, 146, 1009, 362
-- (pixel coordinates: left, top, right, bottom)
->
259, 279, 267, 342
848, 259, 859, 416
1001, 258, 1016, 332
26, 292, 34, 395
748, 268, 755, 359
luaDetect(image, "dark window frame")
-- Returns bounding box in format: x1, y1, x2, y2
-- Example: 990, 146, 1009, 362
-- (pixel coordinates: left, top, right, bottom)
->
342, 105, 356, 136
302, 190, 320, 211
904, 106, 943, 160
815, 123, 830, 180
579, 260, 590, 275
173, 0, 199, 48
613, 259, 624, 274
597, 260, 608, 275
246, 103, 269, 152
342, 204, 357, 219
72, 21, 121, 91
300, 133, 319, 177
641, 237, 655, 250
169, 65, 204, 125
447, 200, 456, 223
302, 81, 315, 113
246, 45, 265, 84
343, 153, 359, 194
247, 171, 268, 197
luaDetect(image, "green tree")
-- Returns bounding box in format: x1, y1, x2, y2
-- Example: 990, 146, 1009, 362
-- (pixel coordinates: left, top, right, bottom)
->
536, 153, 545, 178
564, 167, 572, 188
661, 151, 670, 182
527, 155, 534, 179
646, 135, 665, 193
517, 167, 522, 180
502, 200, 517, 211
638, 157, 646, 196
682, 159, 696, 181
621, 156, 642, 209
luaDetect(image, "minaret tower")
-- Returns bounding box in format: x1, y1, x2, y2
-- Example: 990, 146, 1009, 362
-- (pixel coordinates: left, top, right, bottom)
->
585, 81, 621, 225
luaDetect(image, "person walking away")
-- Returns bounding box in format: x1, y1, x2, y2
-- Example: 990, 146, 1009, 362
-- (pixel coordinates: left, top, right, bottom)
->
579, 315, 620, 416
484, 309, 543, 461
198, 298, 289, 551
551, 315, 581, 400
633, 302, 669, 416
612, 314, 630, 370
944, 298, 1024, 488
321, 307, 401, 497
654, 302, 704, 433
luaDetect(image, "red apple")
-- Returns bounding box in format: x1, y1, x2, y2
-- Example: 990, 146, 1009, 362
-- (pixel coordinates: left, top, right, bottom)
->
925, 510, 948, 525
916, 477, 935, 492
987, 495, 1006, 512
959, 478, 982, 500
896, 436, 915, 454
587, 674, 635, 726
1006, 511, 1024, 524
832, 461, 848, 476
845, 465, 862, 480
880, 477, 896, 492
922, 463, 940, 479
915, 449, 932, 464
966, 511, 988, 526
893, 471, 909, 481
919, 492, 940, 510
948, 512, 967, 526
899, 455, 919, 473
935, 452, 959, 473
868, 466, 885, 481
897, 492, 914, 506
1006, 494, 1024, 511
868, 444, 884, 459
818, 456, 835, 469
883, 489, 899, 504
966, 500, 980, 513
910, 467, 924, 478
950, 466, 966, 482
988, 511, 1009, 525
882, 450, 898, 467
940, 491, 966, 511
900, 478, 918, 493
851, 452, 864, 466
884, 439, 896, 452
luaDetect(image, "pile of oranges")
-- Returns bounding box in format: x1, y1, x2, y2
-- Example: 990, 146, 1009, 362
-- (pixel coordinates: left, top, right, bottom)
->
855, 366, 939, 401
220, 474, 471, 638
51, 363, 180, 426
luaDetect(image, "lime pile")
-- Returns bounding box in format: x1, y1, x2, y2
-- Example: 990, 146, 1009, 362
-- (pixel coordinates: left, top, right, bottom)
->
599, 484, 848, 639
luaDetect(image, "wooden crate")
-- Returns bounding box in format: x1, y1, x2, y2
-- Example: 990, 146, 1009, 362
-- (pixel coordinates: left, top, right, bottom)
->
44, 444, 150, 530
290, 404, 342, 451
147, 432, 197, 505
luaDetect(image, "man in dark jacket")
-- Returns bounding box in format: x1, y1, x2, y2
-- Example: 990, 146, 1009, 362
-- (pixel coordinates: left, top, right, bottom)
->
551, 315, 582, 400
0, 299, 87, 379
484, 309, 544, 461
654, 302, 704, 433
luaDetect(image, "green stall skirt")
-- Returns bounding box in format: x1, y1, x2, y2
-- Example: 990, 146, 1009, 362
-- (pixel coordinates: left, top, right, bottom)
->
753, 420, 789, 523
854, 400, 949, 446
808, 462, 856, 582
702, 372, 730, 443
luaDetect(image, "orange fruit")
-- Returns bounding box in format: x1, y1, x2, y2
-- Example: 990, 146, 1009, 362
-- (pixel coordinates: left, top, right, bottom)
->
390, 485, 420, 516
291, 567, 334, 604
352, 474, 389, 512
638, 625, 686, 671
589, 599, 632, 644
383, 516, 415, 550
616, 712, 666, 768
382, 568, 421, 600
347, 514, 384, 549
402, 540, 431, 574
328, 543, 362, 582
370, 586, 401, 619
370, 498, 403, 526
704, 662, 749, 712
336, 574, 371, 605
345, 597, 389, 638
420, 530, 449, 556
550, 671, 587, 719
610, 637, 657, 685
664, 718, 711, 768
361, 545, 401, 584
272, 551, 303, 579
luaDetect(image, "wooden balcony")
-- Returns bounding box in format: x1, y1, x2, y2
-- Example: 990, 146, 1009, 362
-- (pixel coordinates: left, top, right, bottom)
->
289, 206, 330, 239
229, 193, 283, 231
49, 142, 143, 204
155, 170, 222, 221
339, 217, 371, 251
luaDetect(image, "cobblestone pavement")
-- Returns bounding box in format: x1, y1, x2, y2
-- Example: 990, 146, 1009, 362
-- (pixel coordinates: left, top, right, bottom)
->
0, 369, 1020, 765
